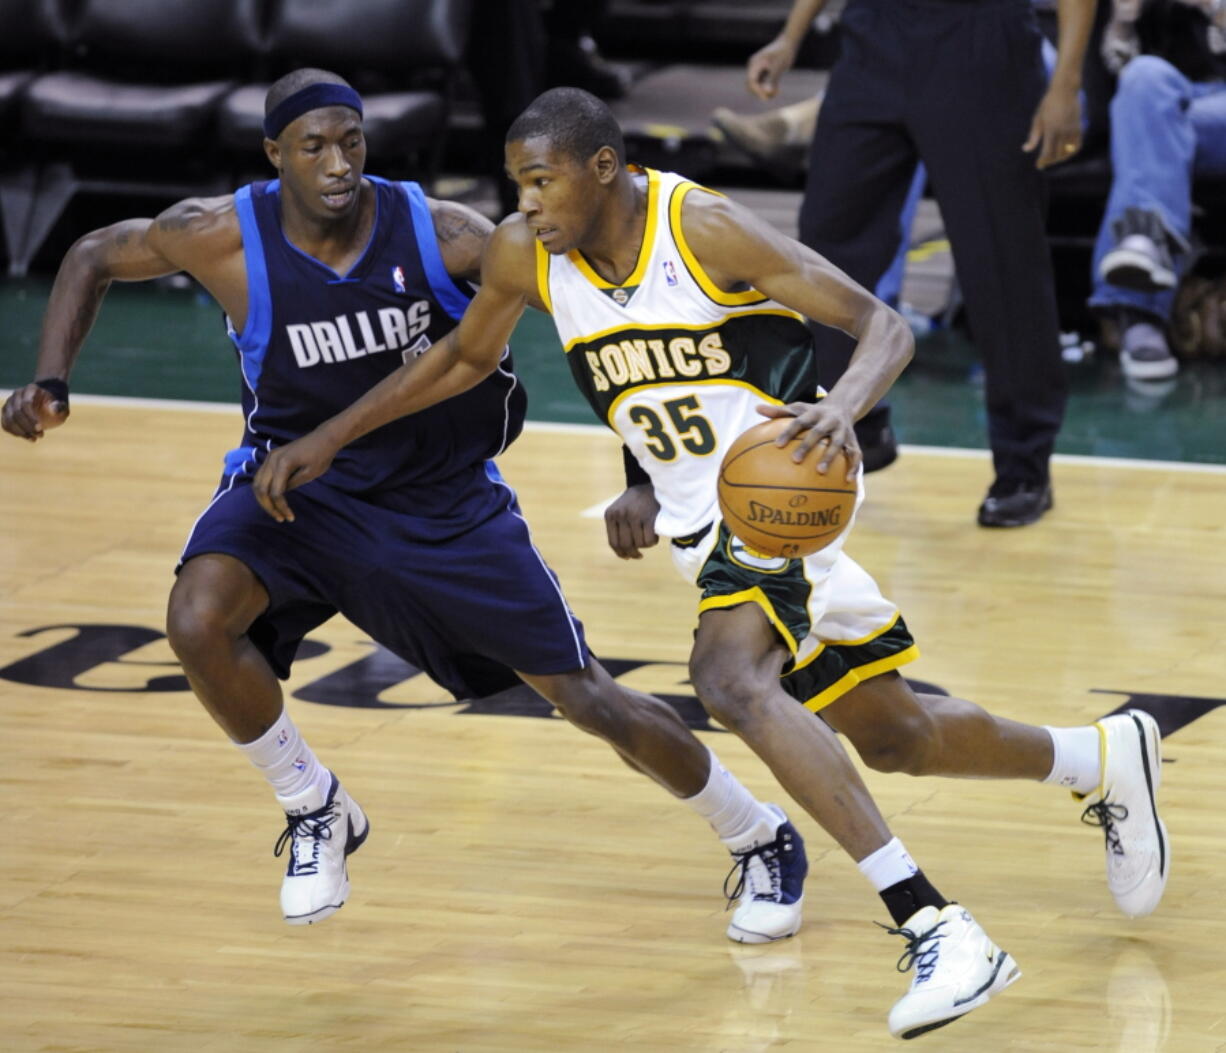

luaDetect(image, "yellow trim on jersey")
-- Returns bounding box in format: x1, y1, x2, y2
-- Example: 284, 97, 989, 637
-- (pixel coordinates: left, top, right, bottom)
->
697, 587, 799, 658
606, 377, 784, 429
560, 308, 806, 354
670, 181, 769, 307
800, 645, 921, 713
567, 168, 661, 290
535, 239, 553, 315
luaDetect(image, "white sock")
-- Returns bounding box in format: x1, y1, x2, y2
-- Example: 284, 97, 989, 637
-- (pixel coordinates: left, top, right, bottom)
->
685, 748, 780, 854
1041, 725, 1102, 794
236, 708, 331, 804
856, 837, 919, 892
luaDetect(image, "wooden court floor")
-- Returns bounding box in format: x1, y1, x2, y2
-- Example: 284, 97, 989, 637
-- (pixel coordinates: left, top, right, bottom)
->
2, 398, 1224, 1052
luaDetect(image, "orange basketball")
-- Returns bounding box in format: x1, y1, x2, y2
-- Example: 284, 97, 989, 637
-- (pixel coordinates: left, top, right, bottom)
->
717, 418, 857, 559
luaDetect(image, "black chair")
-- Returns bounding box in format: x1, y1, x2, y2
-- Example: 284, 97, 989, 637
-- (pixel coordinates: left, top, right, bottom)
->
8, 0, 265, 275
0, 0, 68, 273
218, 0, 473, 185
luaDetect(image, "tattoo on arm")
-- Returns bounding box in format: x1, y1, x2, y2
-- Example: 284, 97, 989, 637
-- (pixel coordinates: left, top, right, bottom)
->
435, 209, 493, 246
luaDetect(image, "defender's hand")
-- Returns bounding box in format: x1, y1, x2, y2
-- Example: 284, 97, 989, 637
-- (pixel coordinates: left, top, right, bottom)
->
2, 383, 70, 441
252, 431, 340, 522
757, 400, 861, 480
605, 484, 661, 560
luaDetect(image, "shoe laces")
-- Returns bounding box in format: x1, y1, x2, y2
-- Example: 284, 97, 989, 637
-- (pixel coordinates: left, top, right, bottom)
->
881, 917, 947, 984
1081, 799, 1129, 858
274, 801, 340, 876
723, 828, 792, 907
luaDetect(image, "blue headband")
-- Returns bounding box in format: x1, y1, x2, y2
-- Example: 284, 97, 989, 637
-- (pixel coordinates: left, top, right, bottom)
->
263, 83, 364, 140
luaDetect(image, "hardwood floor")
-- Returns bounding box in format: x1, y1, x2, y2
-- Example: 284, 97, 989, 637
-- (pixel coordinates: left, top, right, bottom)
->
1, 399, 1222, 1051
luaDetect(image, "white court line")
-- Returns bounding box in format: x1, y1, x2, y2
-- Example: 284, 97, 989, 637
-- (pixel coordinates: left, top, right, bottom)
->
10, 392, 1224, 486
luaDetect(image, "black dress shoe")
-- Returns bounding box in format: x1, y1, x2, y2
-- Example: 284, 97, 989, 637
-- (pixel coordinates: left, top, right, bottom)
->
977, 481, 1053, 528
856, 421, 899, 474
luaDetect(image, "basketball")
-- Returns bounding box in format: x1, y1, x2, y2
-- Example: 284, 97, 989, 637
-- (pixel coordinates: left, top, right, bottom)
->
717, 417, 857, 559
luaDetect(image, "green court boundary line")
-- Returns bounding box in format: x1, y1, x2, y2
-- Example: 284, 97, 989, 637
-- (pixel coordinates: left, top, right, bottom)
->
8, 391, 1225, 476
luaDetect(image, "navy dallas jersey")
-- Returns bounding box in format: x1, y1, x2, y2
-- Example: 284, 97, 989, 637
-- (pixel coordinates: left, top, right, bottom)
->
179, 176, 588, 692
226, 175, 526, 497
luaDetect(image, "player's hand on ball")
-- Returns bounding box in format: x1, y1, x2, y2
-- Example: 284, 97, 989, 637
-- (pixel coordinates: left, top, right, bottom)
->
605, 483, 660, 560
1, 383, 70, 441
253, 430, 340, 522
756, 400, 860, 480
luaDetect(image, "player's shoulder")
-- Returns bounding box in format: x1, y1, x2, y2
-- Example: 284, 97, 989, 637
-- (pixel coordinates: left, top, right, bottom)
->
488, 212, 539, 262
677, 181, 746, 235
153, 194, 242, 247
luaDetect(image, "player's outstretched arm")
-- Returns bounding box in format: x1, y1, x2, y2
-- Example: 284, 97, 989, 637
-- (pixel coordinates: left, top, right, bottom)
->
2, 197, 238, 441
251, 218, 538, 522
681, 191, 914, 477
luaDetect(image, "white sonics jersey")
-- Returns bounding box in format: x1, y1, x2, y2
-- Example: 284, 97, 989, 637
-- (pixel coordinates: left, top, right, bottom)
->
538, 167, 824, 537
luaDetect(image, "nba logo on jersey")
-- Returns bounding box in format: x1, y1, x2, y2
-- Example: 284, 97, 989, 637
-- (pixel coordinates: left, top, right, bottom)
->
392, 265, 406, 294
663, 259, 679, 286
276, 729, 289, 747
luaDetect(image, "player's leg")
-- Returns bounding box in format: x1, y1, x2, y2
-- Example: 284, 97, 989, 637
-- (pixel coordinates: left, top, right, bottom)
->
170, 488, 369, 925
689, 600, 1018, 1037
518, 659, 809, 943
356, 469, 813, 943
822, 673, 1169, 917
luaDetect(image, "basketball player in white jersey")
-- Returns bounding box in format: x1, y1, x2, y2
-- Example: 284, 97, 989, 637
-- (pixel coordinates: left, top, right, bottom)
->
249, 88, 1168, 1040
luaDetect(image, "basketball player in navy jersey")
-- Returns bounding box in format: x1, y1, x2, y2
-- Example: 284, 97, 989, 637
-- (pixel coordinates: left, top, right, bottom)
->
251, 87, 1170, 1040
1, 69, 814, 944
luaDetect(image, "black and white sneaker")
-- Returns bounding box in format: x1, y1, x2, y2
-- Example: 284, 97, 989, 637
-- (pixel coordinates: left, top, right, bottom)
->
275, 773, 370, 925
1100, 207, 1178, 292
1079, 709, 1169, 918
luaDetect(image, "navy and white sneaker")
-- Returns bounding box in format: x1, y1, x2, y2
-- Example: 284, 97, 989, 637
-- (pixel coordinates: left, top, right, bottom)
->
724, 804, 808, 943
274, 773, 370, 925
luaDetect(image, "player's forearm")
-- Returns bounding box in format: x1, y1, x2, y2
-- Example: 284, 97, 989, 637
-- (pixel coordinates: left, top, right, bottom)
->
34, 233, 114, 380
1051, 0, 1096, 91
778, 0, 829, 47
316, 330, 492, 448
826, 304, 914, 420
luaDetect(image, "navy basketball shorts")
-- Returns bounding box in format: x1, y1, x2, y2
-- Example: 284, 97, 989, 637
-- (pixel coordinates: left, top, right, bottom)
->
178, 460, 589, 695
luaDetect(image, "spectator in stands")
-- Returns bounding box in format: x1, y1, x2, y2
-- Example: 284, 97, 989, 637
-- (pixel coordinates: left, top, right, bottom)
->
1091, 0, 1226, 383
740, 0, 1094, 528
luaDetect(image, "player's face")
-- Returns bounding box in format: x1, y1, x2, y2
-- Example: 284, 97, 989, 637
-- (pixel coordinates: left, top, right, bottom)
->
272, 106, 367, 221
505, 136, 602, 254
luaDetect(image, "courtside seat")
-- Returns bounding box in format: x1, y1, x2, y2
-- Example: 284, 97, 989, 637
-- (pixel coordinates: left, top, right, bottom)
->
21, 0, 263, 149
6, 0, 265, 275
23, 73, 237, 148
219, 0, 471, 182
0, 0, 68, 273
0, 0, 63, 133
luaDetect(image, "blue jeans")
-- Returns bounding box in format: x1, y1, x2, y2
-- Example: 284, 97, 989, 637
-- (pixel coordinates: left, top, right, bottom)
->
1089, 55, 1226, 321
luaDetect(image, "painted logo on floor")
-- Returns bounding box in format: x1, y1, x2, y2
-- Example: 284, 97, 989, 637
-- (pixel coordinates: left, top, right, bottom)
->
1, 623, 1220, 738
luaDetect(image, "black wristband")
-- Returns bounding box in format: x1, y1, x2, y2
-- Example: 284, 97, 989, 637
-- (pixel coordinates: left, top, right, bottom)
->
34, 378, 70, 406
622, 445, 652, 488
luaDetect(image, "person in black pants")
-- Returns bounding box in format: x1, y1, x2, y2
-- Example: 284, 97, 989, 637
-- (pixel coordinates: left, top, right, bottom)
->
745, 0, 1095, 526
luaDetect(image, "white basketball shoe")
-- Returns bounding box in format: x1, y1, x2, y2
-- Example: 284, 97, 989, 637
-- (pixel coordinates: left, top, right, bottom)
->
724, 804, 807, 943
274, 773, 370, 924
1079, 709, 1169, 918
886, 903, 1021, 1040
